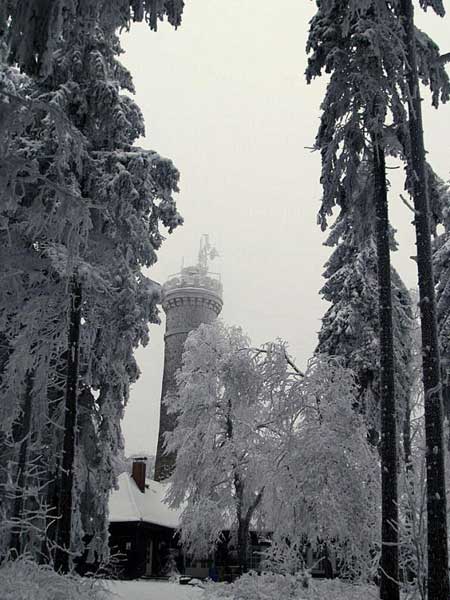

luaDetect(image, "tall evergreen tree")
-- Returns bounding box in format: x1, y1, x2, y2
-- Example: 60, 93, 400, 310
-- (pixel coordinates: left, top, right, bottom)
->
0, 1, 183, 569
317, 166, 415, 445
395, 2, 450, 596
307, 4, 449, 596
308, 7, 405, 595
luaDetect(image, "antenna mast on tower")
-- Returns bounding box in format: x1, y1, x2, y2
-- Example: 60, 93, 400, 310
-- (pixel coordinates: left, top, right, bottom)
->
198, 234, 219, 273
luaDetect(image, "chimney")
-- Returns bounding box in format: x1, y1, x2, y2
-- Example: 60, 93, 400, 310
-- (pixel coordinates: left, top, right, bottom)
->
131, 457, 147, 493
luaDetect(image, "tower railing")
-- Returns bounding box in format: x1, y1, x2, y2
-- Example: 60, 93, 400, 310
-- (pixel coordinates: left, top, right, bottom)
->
163, 268, 223, 297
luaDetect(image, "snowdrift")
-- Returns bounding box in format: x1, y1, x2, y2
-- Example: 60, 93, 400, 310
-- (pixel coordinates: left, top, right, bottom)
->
0, 558, 107, 600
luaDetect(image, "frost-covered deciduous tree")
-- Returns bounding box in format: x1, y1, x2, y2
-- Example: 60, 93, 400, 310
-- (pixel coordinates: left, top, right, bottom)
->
262, 356, 380, 580
165, 322, 302, 573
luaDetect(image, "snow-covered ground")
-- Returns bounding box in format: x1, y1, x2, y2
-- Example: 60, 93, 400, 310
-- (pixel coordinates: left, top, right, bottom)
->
106, 579, 204, 600
105, 577, 379, 600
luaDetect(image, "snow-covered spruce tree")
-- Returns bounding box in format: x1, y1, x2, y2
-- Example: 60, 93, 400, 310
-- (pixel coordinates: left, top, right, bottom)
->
52, 22, 180, 569
307, 6, 404, 593
317, 164, 415, 447
0, 6, 182, 570
262, 356, 380, 580
2, 0, 184, 77
395, 2, 450, 595
306, 4, 448, 596
165, 322, 302, 574
0, 51, 90, 561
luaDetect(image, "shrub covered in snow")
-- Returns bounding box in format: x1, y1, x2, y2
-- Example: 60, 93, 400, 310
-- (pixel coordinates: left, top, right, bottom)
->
202, 572, 379, 600
203, 572, 306, 600
0, 558, 107, 600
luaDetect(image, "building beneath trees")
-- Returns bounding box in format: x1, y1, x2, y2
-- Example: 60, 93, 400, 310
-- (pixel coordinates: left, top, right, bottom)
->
108, 457, 268, 579
108, 457, 181, 578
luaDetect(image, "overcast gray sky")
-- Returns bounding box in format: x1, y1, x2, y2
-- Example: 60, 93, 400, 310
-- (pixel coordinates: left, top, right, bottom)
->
120, 1, 450, 458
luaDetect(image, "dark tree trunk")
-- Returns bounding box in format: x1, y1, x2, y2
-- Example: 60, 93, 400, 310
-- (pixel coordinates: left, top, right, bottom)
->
371, 140, 399, 600
9, 376, 33, 557
54, 277, 82, 573
399, 2, 450, 597
237, 517, 250, 574
234, 472, 264, 574
442, 377, 450, 450
234, 474, 248, 574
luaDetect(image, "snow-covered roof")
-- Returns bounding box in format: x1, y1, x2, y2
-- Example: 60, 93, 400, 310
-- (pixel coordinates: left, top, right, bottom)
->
109, 473, 182, 529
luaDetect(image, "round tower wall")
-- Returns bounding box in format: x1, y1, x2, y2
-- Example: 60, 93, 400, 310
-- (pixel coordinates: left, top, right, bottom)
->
154, 287, 222, 481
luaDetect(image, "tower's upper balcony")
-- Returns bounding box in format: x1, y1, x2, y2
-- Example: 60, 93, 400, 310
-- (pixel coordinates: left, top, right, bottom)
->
163, 266, 223, 298
161, 236, 223, 316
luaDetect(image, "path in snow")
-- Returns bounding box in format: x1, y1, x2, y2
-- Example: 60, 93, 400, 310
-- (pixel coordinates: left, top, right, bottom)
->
106, 579, 204, 600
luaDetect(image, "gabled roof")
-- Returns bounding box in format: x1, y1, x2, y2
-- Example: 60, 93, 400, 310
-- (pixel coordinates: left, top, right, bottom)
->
109, 473, 182, 529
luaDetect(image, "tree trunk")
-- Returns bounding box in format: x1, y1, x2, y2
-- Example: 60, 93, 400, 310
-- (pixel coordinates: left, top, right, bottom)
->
371, 140, 399, 600
234, 473, 247, 574
9, 375, 33, 557
398, 2, 450, 597
54, 277, 82, 573
442, 375, 450, 450
234, 472, 264, 574
237, 517, 250, 574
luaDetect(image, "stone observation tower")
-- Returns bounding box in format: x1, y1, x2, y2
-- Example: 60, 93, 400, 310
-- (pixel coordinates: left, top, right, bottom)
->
154, 236, 223, 481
